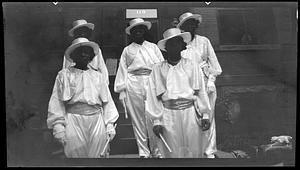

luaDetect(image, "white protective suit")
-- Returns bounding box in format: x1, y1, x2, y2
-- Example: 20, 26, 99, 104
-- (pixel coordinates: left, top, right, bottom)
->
181, 35, 222, 157
47, 67, 119, 158
145, 58, 212, 158
62, 48, 109, 85
114, 40, 165, 157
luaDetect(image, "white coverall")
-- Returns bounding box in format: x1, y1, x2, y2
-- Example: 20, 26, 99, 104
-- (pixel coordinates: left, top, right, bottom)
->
47, 67, 119, 158
181, 35, 222, 157
145, 58, 212, 158
114, 41, 164, 157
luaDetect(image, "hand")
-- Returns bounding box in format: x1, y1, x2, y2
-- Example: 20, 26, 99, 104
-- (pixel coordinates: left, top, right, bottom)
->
119, 91, 126, 101
201, 119, 211, 131
53, 124, 66, 146
153, 125, 164, 138
106, 123, 116, 141
207, 80, 216, 94
54, 131, 66, 146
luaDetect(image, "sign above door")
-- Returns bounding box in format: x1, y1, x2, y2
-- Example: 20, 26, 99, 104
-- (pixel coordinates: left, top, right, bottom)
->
126, 9, 157, 18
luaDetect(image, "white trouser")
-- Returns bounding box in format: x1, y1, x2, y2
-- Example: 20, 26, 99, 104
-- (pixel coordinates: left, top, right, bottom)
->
202, 75, 218, 158
64, 112, 107, 158
125, 74, 160, 157
157, 106, 207, 158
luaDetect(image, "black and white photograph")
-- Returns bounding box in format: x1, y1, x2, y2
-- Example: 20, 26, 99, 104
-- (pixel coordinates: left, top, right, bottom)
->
3, 1, 297, 167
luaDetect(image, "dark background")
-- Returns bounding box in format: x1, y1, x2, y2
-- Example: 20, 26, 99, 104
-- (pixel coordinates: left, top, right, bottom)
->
4, 2, 297, 166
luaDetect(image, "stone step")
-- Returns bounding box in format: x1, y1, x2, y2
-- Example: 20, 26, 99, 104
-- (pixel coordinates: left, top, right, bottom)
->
114, 121, 135, 139
110, 138, 138, 155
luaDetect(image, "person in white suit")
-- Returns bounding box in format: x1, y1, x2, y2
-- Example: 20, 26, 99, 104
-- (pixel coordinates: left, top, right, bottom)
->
47, 38, 119, 158
114, 18, 165, 158
145, 28, 212, 158
177, 12, 223, 158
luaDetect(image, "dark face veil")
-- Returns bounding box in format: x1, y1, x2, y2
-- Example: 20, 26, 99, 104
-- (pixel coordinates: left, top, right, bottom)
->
165, 36, 187, 64
70, 45, 95, 68
73, 27, 93, 39
180, 18, 200, 38
129, 25, 148, 44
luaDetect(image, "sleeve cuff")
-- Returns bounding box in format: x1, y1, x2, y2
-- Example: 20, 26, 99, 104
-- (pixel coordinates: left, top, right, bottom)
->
202, 113, 210, 120
53, 123, 65, 135
153, 119, 162, 126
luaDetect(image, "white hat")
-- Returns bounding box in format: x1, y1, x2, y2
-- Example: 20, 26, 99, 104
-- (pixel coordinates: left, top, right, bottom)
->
64, 37, 99, 62
125, 18, 151, 35
157, 28, 191, 51
176, 12, 202, 29
68, 19, 95, 37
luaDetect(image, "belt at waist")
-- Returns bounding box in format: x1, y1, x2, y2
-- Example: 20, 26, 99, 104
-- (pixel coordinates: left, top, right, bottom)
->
66, 102, 102, 115
128, 68, 152, 76
162, 98, 194, 110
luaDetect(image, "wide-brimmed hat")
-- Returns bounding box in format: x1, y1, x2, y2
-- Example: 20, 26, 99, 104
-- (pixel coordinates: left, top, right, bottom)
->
125, 18, 151, 35
157, 28, 191, 51
176, 12, 202, 29
68, 19, 95, 37
64, 37, 99, 62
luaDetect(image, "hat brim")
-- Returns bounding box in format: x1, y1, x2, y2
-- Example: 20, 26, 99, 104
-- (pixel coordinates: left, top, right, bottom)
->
125, 21, 151, 35
68, 23, 95, 37
176, 14, 202, 29
65, 41, 99, 62
157, 32, 191, 51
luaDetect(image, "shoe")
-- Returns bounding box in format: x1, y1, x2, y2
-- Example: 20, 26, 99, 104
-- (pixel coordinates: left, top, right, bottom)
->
207, 154, 215, 158
151, 154, 163, 158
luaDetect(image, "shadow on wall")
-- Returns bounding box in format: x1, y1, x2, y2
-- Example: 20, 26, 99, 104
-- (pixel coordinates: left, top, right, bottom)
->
4, 4, 71, 165
5, 4, 65, 133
